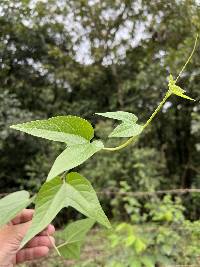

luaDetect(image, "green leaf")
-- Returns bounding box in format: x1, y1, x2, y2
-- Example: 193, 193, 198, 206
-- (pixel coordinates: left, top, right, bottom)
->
57, 218, 95, 259
109, 122, 143, 138
156, 255, 174, 265
20, 177, 67, 248
130, 259, 141, 267
96, 111, 138, 123
141, 255, 156, 267
65, 172, 111, 228
168, 75, 195, 101
134, 238, 147, 254
0, 191, 32, 227
96, 111, 143, 138
10, 116, 94, 145
47, 140, 104, 181
125, 234, 136, 247
21, 171, 110, 248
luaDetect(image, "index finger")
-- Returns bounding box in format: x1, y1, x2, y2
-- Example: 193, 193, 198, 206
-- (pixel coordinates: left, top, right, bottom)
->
12, 209, 34, 225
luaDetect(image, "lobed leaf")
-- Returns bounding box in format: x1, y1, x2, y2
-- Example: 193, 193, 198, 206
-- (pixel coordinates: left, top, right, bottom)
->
57, 218, 95, 259
65, 172, 111, 228
96, 111, 143, 138
168, 75, 195, 101
109, 122, 143, 138
20, 177, 67, 248
96, 111, 138, 123
0, 191, 32, 228
21, 172, 110, 248
47, 140, 104, 181
10, 116, 94, 145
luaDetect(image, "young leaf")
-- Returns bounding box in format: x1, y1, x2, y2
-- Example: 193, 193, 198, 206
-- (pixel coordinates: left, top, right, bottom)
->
57, 218, 95, 259
65, 172, 111, 228
20, 177, 67, 248
10, 116, 94, 145
109, 122, 143, 138
47, 140, 104, 181
96, 111, 138, 123
168, 75, 195, 101
0, 191, 32, 227
96, 111, 143, 138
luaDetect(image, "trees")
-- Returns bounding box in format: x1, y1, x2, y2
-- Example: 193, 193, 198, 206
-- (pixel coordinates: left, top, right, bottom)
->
0, 0, 199, 215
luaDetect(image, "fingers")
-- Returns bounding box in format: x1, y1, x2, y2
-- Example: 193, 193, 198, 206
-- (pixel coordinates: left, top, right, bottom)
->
25, 236, 55, 248
13, 221, 55, 246
12, 209, 34, 225
12, 209, 55, 236
38, 224, 55, 236
16, 246, 50, 264
13, 221, 32, 244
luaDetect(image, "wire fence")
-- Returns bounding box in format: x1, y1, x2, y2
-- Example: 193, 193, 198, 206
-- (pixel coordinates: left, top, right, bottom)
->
1, 188, 200, 267
1, 188, 200, 198
97, 188, 200, 197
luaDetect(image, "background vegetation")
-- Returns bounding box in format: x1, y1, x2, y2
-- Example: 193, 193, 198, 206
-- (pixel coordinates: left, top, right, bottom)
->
0, 0, 200, 266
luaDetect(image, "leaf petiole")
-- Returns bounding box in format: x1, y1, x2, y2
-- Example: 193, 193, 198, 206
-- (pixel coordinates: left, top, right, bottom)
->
47, 232, 61, 257
103, 90, 171, 151
103, 136, 138, 151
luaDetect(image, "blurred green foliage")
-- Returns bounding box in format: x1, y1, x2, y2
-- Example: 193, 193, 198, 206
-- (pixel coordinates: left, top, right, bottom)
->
109, 181, 200, 266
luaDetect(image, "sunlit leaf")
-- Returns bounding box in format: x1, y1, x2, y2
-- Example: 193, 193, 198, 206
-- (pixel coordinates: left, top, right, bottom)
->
168, 75, 195, 101
10, 116, 94, 145
96, 111, 138, 123
21, 171, 110, 248
65, 172, 111, 228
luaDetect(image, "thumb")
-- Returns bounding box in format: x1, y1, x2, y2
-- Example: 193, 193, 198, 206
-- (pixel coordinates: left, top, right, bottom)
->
10, 221, 32, 250
0, 221, 32, 265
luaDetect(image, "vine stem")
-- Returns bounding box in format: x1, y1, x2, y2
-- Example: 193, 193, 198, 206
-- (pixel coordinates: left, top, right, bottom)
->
103, 90, 171, 152
142, 90, 172, 130
103, 135, 137, 151
103, 34, 198, 152
47, 232, 61, 257
175, 34, 199, 83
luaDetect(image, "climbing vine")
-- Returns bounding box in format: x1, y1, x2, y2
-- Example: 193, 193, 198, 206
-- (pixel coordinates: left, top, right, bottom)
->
0, 34, 198, 259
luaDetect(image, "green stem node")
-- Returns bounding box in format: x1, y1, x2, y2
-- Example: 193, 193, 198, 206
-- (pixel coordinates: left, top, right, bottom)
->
103, 90, 171, 151
103, 34, 198, 152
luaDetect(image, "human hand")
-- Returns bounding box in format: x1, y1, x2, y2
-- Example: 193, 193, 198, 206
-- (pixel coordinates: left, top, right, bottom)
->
0, 209, 55, 266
